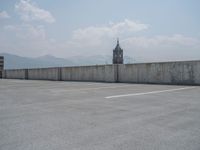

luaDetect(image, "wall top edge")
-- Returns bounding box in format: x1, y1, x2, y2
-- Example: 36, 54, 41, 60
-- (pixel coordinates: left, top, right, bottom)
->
3, 60, 200, 71
4, 64, 116, 71
123, 60, 200, 66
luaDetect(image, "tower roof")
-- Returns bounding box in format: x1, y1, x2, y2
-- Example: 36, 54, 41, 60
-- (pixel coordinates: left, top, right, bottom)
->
114, 38, 122, 51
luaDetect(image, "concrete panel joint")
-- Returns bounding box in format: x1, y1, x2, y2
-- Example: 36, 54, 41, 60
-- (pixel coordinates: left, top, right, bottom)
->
25, 69, 28, 80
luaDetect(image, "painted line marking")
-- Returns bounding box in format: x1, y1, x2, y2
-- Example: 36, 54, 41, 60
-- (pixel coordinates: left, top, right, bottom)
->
105, 87, 196, 99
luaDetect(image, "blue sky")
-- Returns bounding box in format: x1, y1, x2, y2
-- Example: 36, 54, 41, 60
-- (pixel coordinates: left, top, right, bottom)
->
0, 0, 200, 62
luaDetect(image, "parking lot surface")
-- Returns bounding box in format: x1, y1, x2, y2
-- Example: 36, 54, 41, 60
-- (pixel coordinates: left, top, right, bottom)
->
0, 79, 200, 150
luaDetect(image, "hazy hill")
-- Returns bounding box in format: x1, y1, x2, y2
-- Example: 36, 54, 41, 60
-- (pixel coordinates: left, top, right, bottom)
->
0, 53, 135, 69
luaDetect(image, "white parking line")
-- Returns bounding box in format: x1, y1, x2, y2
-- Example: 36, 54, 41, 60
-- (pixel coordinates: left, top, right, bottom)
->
105, 87, 196, 99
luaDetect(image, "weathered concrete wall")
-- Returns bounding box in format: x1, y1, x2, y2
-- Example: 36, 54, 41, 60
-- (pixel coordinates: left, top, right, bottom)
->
0, 56, 4, 78
28, 68, 60, 81
3, 69, 26, 79
105, 65, 117, 82
2, 65, 117, 82
118, 60, 200, 85
2, 60, 200, 85
61, 65, 116, 82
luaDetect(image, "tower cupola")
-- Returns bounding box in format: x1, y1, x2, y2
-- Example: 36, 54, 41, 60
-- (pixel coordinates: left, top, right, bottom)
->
113, 38, 123, 64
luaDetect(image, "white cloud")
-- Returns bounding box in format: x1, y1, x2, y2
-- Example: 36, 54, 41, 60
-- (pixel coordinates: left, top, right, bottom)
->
2, 23, 57, 57
70, 19, 148, 47
59, 20, 200, 58
123, 34, 200, 48
4, 25, 16, 30
4, 24, 46, 40
15, 0, 55, 23
0, 11, 10, 19
120, 34, 200, 62
66, 20, 200, 57
1, 19, 200, 60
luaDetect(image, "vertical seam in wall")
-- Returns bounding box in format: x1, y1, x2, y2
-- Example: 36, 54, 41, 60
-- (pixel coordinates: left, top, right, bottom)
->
60, 67, 62, 81
57, 68, 59, 81
25, 69, 28, 80
57, 67, 62, 81
116, 64, 119, 83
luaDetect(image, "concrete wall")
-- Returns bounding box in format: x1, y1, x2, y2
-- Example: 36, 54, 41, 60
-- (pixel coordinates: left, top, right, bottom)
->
118, 60, 200, 85
0, 56, 4, 78
2, 60, 200, 85
61, 65, 116, 82
2, 65, 117, 82
28, 68, 60, 81
3, 69, 26, 79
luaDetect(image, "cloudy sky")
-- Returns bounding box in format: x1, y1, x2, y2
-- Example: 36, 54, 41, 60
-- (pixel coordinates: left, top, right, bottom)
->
0, 0, 200, 62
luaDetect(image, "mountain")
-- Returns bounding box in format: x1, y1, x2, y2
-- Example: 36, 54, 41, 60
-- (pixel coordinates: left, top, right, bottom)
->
0, 53, 135, 69
35, 55, 74, 67
0, 53, 74, 69
68, 55, 112, 65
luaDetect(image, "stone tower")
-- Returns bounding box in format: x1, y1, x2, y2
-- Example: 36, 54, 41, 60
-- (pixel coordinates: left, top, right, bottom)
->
113, 38, 123, 64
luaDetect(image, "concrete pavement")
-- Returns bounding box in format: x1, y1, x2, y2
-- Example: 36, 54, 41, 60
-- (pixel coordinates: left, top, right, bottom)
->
0, 79, 200, 150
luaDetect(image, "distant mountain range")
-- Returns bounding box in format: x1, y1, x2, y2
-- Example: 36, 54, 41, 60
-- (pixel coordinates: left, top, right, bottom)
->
0, 53, 135, 69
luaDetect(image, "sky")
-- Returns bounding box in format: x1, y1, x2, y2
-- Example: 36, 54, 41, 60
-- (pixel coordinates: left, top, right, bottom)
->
0, 0, 200, 62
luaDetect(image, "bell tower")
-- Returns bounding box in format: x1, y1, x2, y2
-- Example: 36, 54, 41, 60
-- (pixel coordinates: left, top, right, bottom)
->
113, 38, 123, 64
